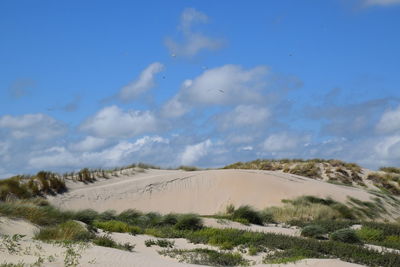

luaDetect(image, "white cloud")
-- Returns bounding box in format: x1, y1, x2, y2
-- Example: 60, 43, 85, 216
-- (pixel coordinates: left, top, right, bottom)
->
376, 105, 400, 133
81, 105, 159, 138
0, 113, 66, 140
240, 146, 253, 151
118, 62, 164, 101
374, 135, 400, 159
161, 96, 189, 118
180, 139, 212, 165
262, 132, 309, 152
165, 8, 223, 57
29, 136, 169, 169
69, 136, 107, 152
363, 0, 400, 6
163, 65, 268, 117
218, 105, 270, 129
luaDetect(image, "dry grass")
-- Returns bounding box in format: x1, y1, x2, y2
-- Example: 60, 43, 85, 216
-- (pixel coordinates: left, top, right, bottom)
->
264, 203, 341, 223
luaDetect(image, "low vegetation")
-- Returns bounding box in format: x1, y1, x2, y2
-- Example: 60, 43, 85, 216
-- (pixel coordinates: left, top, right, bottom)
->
330, 228, 361, 244
159, 248, 249, 266
223, 159, 363, 186
264, 195, 390, 222
0, 171, 66, 201
301, 225, 327, 239
178, 165, 200, 171
1, 197, 400, 266
144, 239, 175, 248
35, 220, 93, 241
93, 234, 135, 251
367, 172, 400, 196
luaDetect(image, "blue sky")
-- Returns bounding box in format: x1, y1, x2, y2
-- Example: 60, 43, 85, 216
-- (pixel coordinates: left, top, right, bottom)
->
1, 0, 400, 177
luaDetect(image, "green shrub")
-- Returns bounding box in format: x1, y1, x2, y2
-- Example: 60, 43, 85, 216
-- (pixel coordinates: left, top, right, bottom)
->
93, 234, 135, 251
144, 212, 163, 226
0, 201, 73, 226
117, 209, 142, 224
382, 235, 400, 250
232, 205, 263, 225
263, 248, 320, 264
225, 204, 235, 214
93, 220, 131, 233
35, 221, 93, 241
356, 227, 385, 242
93, 234, 116, 247
159, 248, 249, 266
74, 209, 99, 224
233, 218, 250, 225
0, 177, 32, 200
129, 225, 143, 235
261, 211, 275, 223
248, 245, 260, 256
144, 239, 174, 248
175, 214, 203, 230
98, 210, 117, 221
288, 219, 356, 232
159, 213, 178, 226
301, 225, 327, 239
330, 228, 361, 244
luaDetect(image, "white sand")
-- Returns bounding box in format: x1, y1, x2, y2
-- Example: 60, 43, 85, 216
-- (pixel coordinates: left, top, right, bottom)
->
0, 217, 38, 238
49, 169, 378, 215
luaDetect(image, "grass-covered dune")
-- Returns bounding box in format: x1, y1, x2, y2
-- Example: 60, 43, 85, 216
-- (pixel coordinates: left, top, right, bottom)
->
224, 159, 400, 195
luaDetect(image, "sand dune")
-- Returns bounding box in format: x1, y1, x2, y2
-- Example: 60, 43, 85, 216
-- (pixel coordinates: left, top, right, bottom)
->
50, 169, 377, 214
3, 169, 397, 266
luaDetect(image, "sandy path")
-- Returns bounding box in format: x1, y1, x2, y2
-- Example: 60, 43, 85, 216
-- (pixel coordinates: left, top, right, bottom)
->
49, 169, 377, 215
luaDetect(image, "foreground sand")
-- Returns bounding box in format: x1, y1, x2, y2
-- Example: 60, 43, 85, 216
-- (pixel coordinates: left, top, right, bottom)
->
1, 217, 365, 267
49, 169, 378, 214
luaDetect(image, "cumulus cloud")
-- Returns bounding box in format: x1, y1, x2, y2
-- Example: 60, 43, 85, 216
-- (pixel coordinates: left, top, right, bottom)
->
374, 135, 400, 159
376, 105, 400, 134
262, 132, 310, 153
162, 65, 268, 117
118, 62, 164, 101
217, 105, 270, 130
0, 113, 66, 140
306, 98, 394, 138
165, 8, 223, 57
179, 139, 212, 165
81, 105, 159, 138
362, 0, 400, 6
29, 136, 169, 169
69, 136, 108, 152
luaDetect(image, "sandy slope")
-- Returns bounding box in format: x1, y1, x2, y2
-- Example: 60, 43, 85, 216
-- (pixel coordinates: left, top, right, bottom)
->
49, 169, 377, 214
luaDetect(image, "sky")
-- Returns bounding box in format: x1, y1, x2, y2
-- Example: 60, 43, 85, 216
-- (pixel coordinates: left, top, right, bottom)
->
1, 0, 400, 177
